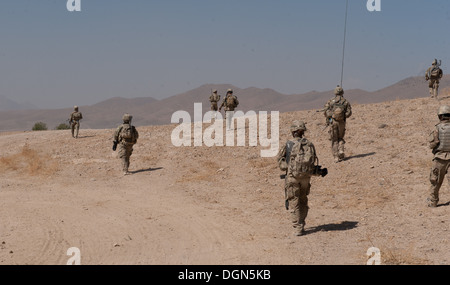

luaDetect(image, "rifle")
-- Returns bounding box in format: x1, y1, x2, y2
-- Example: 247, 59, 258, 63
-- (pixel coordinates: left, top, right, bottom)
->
322, 118, 332, 132
279, 170, 289, 210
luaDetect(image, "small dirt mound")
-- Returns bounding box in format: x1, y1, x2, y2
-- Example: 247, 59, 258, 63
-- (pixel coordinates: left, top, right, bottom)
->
0, 145, 59, 176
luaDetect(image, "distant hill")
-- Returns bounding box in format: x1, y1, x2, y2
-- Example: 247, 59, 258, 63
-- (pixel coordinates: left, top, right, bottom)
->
0, 95, 38, 111
0, 75, 449, 131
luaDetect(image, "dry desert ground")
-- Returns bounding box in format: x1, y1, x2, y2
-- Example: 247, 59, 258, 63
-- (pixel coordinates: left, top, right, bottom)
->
1, 94, 450, 265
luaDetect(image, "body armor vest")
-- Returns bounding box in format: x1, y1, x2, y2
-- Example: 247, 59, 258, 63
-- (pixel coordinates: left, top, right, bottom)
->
437, 123, 450, 152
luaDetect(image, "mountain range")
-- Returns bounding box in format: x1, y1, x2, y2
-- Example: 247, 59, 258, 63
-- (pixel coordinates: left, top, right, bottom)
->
0, 95, 37, 112
0, 75, 448, 131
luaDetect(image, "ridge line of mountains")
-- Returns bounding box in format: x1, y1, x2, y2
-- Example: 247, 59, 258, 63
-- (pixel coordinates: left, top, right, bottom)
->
0, 75, 448, 131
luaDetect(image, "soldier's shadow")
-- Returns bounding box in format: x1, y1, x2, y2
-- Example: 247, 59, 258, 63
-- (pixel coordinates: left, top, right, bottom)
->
438, 201, 450, 207
304, 221, 358, 236
343, 152, 376, 161
130, 167, 163, 174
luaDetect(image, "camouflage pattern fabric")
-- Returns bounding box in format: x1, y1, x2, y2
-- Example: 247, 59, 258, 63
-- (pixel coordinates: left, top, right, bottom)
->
70, 111, 83, 138
284, 175, 310, 236
329, 120, 346, 161
210, 93, 220, 111
428, 120, 450, 207
210, 101, 218, 111
324, 95, 352, 162
118, 142, 134, 174
219, 95, 239, 111
278, 135, 319, 236
426, 65, 443, 98
71, 121, 80, 138
114, 123, 139, 174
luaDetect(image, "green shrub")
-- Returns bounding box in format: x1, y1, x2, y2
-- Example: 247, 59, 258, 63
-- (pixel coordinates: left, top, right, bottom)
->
32, 122, 48, 131
55, 123, 70, 130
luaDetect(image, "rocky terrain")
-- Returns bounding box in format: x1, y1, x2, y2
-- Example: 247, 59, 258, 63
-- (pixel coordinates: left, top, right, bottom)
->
1, 92, 450, 265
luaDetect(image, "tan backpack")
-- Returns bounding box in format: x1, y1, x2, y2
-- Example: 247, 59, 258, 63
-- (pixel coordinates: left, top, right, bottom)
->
226, 95, 236, 108
287, 138, 317, 179
120, 124, 138, 143
331, 100, 346, 121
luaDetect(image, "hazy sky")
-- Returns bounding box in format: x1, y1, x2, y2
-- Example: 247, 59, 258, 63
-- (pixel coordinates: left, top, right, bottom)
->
0, 0, 449, 109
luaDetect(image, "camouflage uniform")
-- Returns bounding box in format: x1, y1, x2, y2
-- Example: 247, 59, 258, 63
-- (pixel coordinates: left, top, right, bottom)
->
428, 105, 450, 207
323, 86, 352, 163
69, 106, 83, 138
426, 60, 443, 98
113, 114, 139, 175
277, 121, 321, 236
209, 90, 220, 112
219, 89, 239, 130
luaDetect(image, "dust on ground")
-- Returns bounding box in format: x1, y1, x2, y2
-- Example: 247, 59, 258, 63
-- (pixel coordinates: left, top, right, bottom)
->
1, 95, 449, 265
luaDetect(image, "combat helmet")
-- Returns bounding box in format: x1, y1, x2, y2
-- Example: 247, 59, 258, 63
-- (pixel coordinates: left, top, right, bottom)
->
123, 113, 133, 123
227, 89, 233, 94
438, 105, 450, 116
290, 120, 307, 133
334, 85, 344, 96
74, 105, 79, 111
432, 59, 438, 65
212, 89, 218, 93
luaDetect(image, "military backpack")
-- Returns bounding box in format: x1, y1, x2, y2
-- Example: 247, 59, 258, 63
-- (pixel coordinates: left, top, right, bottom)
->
120, 124, 138, 143
331, 99, 346, 122
287, 138, 317, 179
429, 67, 441, 79
437, 123, 450, 152
226, 95, 237, 108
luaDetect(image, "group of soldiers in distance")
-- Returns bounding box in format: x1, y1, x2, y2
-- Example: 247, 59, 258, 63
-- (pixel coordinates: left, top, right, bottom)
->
67, 59, 445, 236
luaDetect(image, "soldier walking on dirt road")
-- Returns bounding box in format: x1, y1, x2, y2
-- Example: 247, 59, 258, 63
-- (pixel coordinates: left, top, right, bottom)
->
113, 113, 139, 176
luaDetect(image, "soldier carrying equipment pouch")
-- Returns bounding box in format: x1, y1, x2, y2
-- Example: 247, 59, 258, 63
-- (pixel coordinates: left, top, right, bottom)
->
437, 123, 450, 152
73, 112, 82, 121
226, 96, 235, 108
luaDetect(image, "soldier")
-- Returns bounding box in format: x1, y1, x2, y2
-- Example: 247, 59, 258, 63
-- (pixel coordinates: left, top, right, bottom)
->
425, 59, 443, 98
277, 120, 327, 236
219, 89, 239, 130
323, 86, 352, 163
69, 106, 83, 138
209, 89, 221, 119
113, 114, 139, 176
428, 105, 450, 207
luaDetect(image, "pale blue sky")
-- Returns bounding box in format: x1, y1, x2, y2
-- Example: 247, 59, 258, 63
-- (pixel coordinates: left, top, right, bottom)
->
0, 0, 449, 108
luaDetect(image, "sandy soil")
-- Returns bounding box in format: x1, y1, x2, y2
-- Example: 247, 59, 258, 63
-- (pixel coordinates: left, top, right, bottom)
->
1, 95, 450, 265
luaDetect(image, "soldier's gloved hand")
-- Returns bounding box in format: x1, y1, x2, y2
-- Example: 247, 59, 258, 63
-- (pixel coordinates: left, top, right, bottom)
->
112, 141, 118, 151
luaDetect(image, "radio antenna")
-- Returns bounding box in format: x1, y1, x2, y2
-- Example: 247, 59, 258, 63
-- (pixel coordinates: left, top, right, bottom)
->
340, 0, 349, 88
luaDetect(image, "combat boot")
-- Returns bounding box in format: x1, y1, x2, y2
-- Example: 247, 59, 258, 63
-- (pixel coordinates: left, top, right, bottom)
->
296, 223, 306, 236
427, 198, 438, 208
